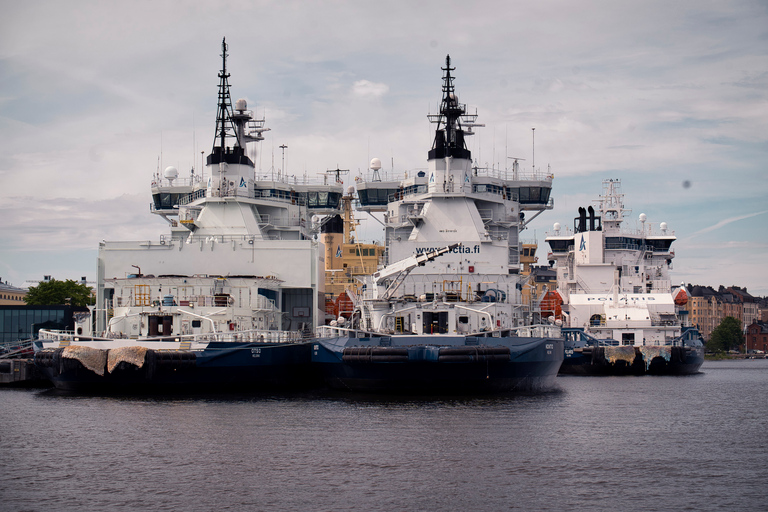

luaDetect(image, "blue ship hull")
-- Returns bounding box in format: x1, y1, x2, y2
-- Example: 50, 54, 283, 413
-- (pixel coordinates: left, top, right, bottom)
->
312, 334, 564, 394
34, 341, 320, 393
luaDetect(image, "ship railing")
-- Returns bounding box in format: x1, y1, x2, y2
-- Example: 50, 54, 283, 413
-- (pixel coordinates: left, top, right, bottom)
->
316, 325, 369, 339
562, 327, 699, 348
327, 266, 377, 279
316, 324, 561, 339
357, 167, 555, 184
208, 187, 254, 199
37, 329, 114, 342
182, 234, 282, 244
605, 242, 644, 251
112, 293, 280, 309
253, 190, 308, 206
385, 214, 407, 225
37, 328, 302, 344
0, 338, 37, 358
649, 315, 680, 327
176, 188, 207, 206
257, 214, 303, 228
488, 228, 509, 240
620, 227, 677, 238
346, 263, 379, 274
151, 176, 201, 188
504, 324, 562, 338
477, 209, 493, 224
254, 175, 345, 187
196, 329, 302, 343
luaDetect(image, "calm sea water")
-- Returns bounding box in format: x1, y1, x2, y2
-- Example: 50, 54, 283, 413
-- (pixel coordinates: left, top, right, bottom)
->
1, 359, 766, 512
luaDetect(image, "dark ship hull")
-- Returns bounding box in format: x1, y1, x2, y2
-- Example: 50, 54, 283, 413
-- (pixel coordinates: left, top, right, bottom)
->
559, 344, 704, 376
312, 334, 564, 394
34, 341, 320, 393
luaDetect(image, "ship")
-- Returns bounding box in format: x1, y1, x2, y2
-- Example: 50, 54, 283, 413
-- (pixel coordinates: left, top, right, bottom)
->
544, 179, 704, 375
33, 39, 343, 392
320, 182, 384, 322
311, 55, 564, 393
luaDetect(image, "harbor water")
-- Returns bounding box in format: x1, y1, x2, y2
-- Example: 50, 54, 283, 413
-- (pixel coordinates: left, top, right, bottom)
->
1, 359, 766, 511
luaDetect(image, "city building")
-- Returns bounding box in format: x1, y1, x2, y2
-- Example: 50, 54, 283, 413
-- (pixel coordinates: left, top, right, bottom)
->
0, 279, 26, 305
746, 321, 768, 353
0, 305, 90, 345
687, 284, 766, 342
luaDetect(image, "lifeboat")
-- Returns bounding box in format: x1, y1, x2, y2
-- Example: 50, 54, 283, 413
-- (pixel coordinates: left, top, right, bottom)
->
540, 290, 563, 319
673, 287, 688, 306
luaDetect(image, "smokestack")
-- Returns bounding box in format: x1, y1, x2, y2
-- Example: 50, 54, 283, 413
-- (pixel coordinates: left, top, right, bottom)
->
578, 207, 587, 233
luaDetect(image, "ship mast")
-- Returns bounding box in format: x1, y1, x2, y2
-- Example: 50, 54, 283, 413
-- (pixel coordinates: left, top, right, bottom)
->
209, 38, 240, 162
427, 55, 479, 160
206, 37, 266, 168
216, 38, 236, 152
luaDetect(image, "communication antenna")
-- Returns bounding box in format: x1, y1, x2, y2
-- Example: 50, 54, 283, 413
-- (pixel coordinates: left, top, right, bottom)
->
191, 113, 196, 179
507, 157, 525, 180
531, 127, 536, 171
279, 144, 288, 179
324, 167, 349, 185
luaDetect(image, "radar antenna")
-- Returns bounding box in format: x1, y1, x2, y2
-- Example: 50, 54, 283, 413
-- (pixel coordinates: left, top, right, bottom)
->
326, 167, 349, 184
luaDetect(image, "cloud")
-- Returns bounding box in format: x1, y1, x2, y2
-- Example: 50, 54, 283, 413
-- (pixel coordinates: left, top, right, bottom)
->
684, 210, 768, 240
0, 0, 766, 295
352, 80, 389, 99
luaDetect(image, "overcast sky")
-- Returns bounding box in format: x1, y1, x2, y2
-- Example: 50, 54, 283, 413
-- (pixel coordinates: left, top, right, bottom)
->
1, 0, 767, 295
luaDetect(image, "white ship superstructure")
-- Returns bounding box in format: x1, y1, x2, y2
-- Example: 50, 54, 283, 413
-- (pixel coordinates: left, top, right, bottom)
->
94, 38, 343, 339
545, 179, 682, 344
351, 59, 554, 335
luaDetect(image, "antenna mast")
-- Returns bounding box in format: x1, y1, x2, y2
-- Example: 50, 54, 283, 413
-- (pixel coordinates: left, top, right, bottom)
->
212, 38, 237, 154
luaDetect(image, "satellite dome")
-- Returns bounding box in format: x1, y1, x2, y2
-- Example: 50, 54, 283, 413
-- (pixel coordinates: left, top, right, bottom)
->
639, 213, 647, 222
163, 166, 179, 180
347, 185, 355, 195
660, 222, 668, 232
235, 98, 247, 111
553, 222, 561, 231
370, 158, 382, 171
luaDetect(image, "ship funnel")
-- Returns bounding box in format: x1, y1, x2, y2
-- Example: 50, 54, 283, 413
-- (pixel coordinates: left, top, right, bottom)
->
577, 207, 587, 233
588, 205, 595, 231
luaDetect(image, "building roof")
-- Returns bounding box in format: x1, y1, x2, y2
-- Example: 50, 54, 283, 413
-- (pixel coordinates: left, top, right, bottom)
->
0, 280, 26, 293
727, 286, 756, 302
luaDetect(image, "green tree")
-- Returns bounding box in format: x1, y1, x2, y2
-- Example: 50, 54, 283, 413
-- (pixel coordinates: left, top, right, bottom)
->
24, 279, 94, 307
707, 316, 744, 353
